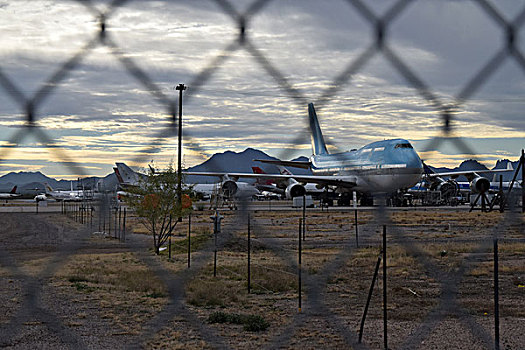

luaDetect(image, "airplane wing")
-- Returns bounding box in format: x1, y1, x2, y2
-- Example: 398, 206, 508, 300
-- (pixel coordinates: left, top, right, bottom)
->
184, 172, 357, 188
427, 163, 514, 180
253, 159, 311, 169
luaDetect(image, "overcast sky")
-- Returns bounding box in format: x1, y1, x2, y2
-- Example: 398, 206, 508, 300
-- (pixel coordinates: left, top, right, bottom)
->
0, 0, 523, 179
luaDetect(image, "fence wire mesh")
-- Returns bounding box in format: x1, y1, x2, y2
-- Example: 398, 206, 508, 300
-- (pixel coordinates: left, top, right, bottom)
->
0, 0, 524, 349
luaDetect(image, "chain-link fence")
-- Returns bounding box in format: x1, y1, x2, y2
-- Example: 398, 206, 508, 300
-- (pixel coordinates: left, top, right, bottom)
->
0, 0, 524, 349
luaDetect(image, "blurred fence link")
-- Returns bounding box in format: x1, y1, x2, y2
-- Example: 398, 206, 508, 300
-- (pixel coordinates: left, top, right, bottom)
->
0, 0, 523, 349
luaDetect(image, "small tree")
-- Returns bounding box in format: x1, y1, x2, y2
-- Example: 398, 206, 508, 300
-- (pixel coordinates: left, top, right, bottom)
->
125, 163, 193, 254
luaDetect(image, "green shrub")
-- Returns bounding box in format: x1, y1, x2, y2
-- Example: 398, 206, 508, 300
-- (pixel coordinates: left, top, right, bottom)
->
208, 311, 231, 324
242, 315, 269, 331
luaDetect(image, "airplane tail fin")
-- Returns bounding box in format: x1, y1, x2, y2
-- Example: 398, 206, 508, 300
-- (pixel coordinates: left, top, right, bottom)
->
115, 162, 139, 185
10, 186, 17, 194
113, 167, 124, 184
251, 166, 265, 174
276, 165, 292, 176
251, 166, 274, 185
44, 183, 53, 193
308, 103, 328, 155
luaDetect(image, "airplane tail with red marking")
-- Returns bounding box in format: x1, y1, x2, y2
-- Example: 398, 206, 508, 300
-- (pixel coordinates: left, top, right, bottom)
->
251, 166, 274, 185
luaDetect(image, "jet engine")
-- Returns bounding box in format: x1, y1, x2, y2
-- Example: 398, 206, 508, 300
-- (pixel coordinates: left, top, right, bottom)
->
285, 183, 306, 199
470, 176, 490, 194
436, 180, 459, 197
221, 180, 238, 198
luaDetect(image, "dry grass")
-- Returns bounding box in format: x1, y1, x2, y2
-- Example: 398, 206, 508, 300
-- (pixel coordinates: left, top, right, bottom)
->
186, 278, 245, 307
3, 208, 522, 348
58, 252, 166, 296
51, 252, 169, 335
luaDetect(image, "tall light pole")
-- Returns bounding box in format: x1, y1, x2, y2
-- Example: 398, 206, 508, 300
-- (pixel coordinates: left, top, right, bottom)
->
176, 83, 186, 222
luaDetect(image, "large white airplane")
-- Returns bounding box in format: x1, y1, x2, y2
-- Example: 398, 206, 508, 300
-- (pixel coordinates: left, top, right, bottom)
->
185, 103, 424, 205
44, 183, 83, 202
0, 186, 21, 201
114, 162, 259, 201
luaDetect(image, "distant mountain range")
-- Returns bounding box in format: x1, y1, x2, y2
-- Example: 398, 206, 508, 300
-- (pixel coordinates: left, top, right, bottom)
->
427, 158, 521, 182
185, 148, 311, 184
0, 148, 522, 195
0, 172, 118, 196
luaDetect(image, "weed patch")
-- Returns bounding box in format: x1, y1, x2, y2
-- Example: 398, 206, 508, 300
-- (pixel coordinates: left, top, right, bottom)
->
169, 230, 212, 254
186, 279, 243, 307
144, 291, 166, 299
208, 311, 269, 332
72, 282, 96, 293
62, 253, 166, 296
68, 276, 89, 283
251, 265, 297, 293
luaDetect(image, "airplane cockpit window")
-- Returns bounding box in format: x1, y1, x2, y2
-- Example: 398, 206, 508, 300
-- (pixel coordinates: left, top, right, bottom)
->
395, 143, 413, 149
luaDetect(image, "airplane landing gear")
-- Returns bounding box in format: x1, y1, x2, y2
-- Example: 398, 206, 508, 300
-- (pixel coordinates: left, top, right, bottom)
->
360, 194, 373, 206
337, 193, 352, 206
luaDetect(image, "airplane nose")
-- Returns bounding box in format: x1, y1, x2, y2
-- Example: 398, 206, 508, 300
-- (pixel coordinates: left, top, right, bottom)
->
406, 151, 423, 170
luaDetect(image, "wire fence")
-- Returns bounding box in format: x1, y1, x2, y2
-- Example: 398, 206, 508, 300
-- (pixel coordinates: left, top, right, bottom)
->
0, 0, 524, 349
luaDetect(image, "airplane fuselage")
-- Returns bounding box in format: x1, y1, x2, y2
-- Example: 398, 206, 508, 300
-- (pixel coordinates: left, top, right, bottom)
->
0, 194, 20, 199
310, 139, 423, 194
47, 190, 83, 201
191, 182, 259, 199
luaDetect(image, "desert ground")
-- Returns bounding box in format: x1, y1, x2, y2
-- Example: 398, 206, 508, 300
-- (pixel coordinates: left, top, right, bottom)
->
0, 203, 524, 349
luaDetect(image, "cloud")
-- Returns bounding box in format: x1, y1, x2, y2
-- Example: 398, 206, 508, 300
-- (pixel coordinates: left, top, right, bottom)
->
0, 0, 523, 177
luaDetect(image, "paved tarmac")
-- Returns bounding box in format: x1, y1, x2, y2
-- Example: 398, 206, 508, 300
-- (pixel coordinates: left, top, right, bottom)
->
0, 199, 482, 213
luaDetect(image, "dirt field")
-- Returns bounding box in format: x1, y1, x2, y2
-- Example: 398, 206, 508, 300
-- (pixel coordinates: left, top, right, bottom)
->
0, 207, 523, 349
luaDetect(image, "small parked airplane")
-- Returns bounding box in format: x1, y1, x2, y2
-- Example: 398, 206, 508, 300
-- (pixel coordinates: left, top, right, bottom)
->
0, 186, 21, 201
34, 193, 48, 202
44, 183, 83, 202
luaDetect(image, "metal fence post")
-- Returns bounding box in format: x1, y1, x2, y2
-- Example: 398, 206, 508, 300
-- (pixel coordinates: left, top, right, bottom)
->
118, 207, 121, 240
214, 217, 217, 277
168, 215, 172, 261
302, 195, 306, 241
188, 213, 191, 268
247, 213, 251, 293
298, 217, 302, 312
122, 208, 126, 242
383, 225, 388, 350
359, 255, 382, 343
494, 239, 500, 350
355, 209, 359, 247
212, 211, 222, 277
520, 149, 525, 213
